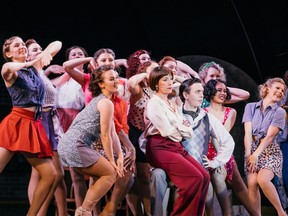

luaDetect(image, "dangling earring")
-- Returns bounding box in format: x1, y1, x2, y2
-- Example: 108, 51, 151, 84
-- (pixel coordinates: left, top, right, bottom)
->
155, 85, 159, 92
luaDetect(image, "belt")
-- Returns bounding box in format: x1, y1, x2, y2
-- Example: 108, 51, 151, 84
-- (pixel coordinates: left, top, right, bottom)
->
252, 135, 264, 143
42, 107, 53, 112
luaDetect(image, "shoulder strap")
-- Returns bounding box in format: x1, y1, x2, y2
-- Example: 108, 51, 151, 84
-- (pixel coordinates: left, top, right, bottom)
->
222, 107, 231, 125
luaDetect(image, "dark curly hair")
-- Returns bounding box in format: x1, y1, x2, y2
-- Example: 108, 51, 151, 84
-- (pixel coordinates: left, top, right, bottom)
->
126, 49, 150, 79
204, 79, 231, 102
89, 64, 114, 97
136, 60, 158, 88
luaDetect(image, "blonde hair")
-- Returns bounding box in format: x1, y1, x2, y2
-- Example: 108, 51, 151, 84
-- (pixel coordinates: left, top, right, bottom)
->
258, 77, 286, 99
198, 61, 226, 82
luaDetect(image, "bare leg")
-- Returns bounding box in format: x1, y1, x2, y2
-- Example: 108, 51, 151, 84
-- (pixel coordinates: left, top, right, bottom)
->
69, 167, 88, 207
27, 152, 67, 216
52, 152, 68, 216
100, 169, 134, 216
258, 169, 287, 216
26, 157, 57, 216
89, 177, 101, 216
228, 163, 257, 216
75, 157, 117, 215
0, 147, 14, 173
247, 173, 261, 216
28, 167, 40, 204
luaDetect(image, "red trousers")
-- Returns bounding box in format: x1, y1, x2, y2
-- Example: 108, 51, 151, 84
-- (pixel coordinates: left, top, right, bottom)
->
146, 135, 210, 216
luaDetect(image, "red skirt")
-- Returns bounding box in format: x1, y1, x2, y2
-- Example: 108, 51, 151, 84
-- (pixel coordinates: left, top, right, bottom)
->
0, 107, 53, 158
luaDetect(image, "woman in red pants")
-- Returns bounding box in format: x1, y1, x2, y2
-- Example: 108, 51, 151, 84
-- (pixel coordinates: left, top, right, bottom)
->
144, 66, 210, 216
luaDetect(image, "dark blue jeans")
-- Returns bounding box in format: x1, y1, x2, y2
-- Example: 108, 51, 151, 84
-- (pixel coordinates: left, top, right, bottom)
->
281, 141, 288, 194
274, 141, 288, 209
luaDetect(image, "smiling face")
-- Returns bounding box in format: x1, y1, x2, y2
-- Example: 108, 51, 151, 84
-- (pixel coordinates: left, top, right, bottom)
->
212, 82, 228, 104
96, 52, 115, 68
4, 37, 27, 62
68, 47, 86, 60
203, 67, 221, 84
163, 60, 177, 75
139, 53, 151, 64
99, 69, 119, 95
268, 81, 285, 102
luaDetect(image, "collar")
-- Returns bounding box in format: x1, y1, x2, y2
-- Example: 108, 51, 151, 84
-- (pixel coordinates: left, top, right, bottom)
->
183, 107, 200, 120
256, 100, 279, 111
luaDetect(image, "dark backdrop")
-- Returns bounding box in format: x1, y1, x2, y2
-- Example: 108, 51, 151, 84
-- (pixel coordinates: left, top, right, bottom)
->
1, 0, 288, 81
1, 0, 288, 113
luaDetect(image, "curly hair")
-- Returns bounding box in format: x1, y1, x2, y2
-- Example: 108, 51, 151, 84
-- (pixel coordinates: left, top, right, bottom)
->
204, 79, 231, 102
126, 49, 150, 79
136, 60, 158, 88
198, 61, 226, 83
89, 64, 115, 97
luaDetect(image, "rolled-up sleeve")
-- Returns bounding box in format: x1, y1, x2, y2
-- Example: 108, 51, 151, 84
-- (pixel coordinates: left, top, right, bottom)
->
209, 113, 235, 168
